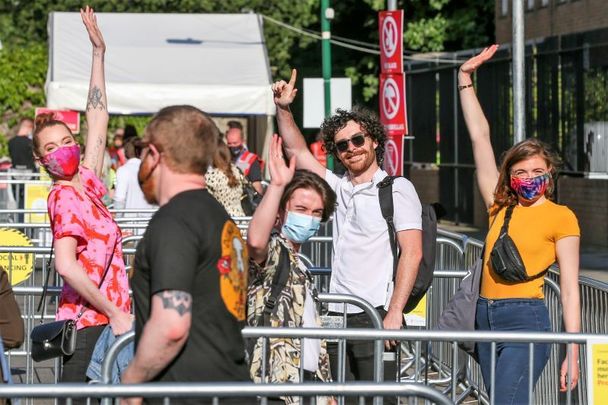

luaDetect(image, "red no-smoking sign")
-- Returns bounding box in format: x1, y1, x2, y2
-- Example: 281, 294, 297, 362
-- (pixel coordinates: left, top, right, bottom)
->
384, 135, 404, 177
379, 73, 408, 136
379, 10, 403, 74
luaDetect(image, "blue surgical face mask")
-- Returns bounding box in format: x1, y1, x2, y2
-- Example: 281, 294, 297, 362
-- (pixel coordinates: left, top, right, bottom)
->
281, 211, 321, 244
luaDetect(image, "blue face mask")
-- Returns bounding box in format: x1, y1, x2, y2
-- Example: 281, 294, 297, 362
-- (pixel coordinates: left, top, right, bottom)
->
281, 211, 321, 244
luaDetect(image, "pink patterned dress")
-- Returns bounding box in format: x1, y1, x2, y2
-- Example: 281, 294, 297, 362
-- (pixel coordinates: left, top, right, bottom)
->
48, 166, 131, 330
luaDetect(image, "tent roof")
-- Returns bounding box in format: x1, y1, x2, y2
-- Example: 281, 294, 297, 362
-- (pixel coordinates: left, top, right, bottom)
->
46, 12, 274, 115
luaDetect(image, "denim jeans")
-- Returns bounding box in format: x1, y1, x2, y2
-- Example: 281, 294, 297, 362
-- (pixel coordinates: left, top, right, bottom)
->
475, 297, 551, 405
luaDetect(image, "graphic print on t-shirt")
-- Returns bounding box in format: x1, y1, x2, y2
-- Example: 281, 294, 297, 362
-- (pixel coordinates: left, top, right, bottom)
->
216, 221, 248, 320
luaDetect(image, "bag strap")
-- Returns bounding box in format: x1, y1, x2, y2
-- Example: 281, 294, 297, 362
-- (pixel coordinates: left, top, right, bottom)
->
377, 176, 399, 280
498, 205, 515, 236
37, 235, 118, 324
262, 242, 291, 326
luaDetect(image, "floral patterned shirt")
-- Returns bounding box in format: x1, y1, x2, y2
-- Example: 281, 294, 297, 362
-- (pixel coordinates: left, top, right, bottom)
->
247, 235, 331, 405
48, 166, 131, 329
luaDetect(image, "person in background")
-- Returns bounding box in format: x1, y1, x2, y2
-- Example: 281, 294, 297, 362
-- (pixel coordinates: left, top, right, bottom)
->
8, 117, 36, 171
8, 117, 36, 218
225, 120, 264, 195
247, 135, 336, 404
31, 7, 132, 396
109, 127, 126, 170
309, 133, 326, 167
205, 140, 247, 218
114, 137, 156, 213
459, 45, 581, 402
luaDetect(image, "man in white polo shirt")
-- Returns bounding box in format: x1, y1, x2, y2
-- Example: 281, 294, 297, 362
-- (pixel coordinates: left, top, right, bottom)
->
272, 70, 422, 392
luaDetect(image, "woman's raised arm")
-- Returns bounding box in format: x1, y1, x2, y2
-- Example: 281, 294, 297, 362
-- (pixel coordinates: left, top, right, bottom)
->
459, 45, 500, 208
81, 6, 109, 178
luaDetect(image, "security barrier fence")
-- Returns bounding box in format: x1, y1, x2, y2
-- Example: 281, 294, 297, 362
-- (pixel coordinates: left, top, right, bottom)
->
1, 209, 607, 404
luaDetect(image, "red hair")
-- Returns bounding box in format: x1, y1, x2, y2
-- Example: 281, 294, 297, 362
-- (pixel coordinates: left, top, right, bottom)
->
33, 113, 74, 157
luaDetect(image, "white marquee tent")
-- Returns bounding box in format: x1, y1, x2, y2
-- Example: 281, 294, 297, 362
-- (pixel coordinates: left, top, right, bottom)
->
46, 12, 274, 116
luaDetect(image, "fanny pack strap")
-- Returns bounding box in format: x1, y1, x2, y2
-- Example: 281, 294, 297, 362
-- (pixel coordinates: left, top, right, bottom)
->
498, 205, 515, 237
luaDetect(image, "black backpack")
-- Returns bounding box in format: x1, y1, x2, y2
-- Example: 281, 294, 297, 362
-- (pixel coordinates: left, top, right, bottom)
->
377, 176, 438, 314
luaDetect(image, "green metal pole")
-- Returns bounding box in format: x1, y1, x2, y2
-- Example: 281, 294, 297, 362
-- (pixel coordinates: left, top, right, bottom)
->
321, 0, 334, 170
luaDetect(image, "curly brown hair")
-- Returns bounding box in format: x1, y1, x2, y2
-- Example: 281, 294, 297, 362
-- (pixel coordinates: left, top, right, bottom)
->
320, 107, 387, 166
279, 170, 336, 222
493, 138, 561, 213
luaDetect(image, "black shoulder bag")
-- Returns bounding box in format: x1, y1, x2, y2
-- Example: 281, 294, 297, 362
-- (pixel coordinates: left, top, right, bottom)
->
490, 205, 547, 283
30, 238, 116, 362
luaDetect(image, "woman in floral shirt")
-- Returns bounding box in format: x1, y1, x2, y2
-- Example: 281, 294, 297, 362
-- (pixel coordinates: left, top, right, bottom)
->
247, 135, 336, 404
32, 7, 132, 388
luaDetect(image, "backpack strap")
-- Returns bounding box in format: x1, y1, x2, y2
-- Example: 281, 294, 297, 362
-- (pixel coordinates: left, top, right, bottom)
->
263, 242, 291, 326
377, 176, 399, 280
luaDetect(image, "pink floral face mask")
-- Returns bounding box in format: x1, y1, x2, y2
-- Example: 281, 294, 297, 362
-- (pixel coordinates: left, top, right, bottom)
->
40, 144, 80, 180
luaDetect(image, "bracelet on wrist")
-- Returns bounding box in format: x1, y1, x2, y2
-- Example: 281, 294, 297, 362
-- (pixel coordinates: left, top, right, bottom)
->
458, 83, 474, 91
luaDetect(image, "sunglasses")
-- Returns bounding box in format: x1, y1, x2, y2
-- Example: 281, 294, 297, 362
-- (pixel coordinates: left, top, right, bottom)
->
335, 133, 368, 153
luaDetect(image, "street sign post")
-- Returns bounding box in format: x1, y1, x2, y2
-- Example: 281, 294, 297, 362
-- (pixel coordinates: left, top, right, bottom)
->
379, 9, 407, 176
379, 10, 403, 74
379, 73, 408, 136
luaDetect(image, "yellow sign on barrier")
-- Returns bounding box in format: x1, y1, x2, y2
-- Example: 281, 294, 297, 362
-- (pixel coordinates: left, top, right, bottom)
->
24, 183, 50, 223
588, 338, 608, 404
0, 228, 34, 285
404, 293, 427, 327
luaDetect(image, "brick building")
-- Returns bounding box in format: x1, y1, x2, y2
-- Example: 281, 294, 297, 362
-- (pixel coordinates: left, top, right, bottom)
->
495, 0, 608, 43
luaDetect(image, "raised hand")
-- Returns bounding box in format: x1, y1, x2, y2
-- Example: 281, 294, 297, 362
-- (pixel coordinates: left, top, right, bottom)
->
272, 69, 298, 109
81, 5, 106, 53
268, 134, 295, 187
460, 44, 499, 76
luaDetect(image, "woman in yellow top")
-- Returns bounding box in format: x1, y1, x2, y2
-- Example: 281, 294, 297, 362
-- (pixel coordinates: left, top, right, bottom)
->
459, 45, 581, 403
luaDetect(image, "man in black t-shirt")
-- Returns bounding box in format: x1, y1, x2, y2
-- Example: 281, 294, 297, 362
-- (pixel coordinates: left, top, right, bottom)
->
8, 117, 36, 171
122, 106, 250, 404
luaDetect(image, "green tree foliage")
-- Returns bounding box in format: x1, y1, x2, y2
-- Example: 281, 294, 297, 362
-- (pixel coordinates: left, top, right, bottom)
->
0, 0, 494, 141
0, 43, 47, 125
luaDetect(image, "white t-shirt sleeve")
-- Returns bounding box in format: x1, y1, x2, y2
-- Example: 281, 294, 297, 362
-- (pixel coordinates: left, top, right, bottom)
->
324, 169, 341, 191
114, 167, 127, 203
392, 177, 422, 231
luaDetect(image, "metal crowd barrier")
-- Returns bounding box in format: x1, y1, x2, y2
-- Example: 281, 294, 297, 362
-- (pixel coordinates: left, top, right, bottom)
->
0, 382, 453, 404
90, 327, 599, 405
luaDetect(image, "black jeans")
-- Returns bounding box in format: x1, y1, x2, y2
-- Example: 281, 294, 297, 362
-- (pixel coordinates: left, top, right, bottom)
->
60, 324, 105, 404
327, 309, 398, 405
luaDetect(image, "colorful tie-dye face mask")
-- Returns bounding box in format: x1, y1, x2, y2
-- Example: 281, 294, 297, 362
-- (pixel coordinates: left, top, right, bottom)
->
510, 172, 550, 202
40, 144, 80, 180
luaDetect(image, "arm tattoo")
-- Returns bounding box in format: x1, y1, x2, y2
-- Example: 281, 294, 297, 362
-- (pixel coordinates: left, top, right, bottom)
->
86, 85, 106, 111
158, 290, 192, 316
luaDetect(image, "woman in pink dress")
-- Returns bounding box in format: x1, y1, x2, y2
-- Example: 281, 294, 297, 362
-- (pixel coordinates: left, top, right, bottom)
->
32, 7, 132, 387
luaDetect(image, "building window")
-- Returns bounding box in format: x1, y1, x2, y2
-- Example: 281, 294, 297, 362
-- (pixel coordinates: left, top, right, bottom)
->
540, 0, 549, 6
527, 0, 535, 10
501, 0, 509, 16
